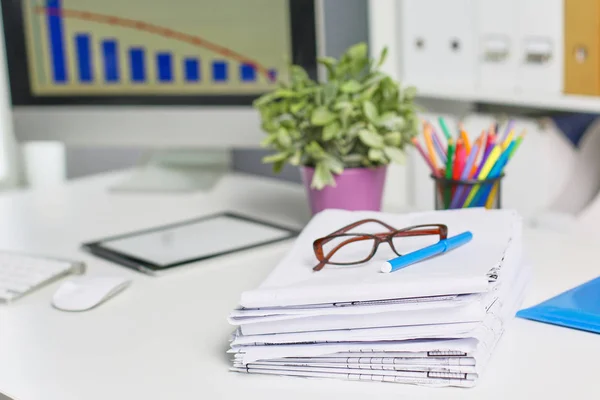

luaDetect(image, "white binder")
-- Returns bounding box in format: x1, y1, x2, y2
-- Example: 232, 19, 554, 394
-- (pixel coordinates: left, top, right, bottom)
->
515, 0, 564, 94
400, 0, 476, 91
476, 0, 518, 91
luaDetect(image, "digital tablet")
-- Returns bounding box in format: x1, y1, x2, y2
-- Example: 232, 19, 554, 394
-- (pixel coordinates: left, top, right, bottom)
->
82, 212, 299, 275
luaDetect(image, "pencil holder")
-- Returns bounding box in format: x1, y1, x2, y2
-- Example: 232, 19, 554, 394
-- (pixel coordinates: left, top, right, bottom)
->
431, 174, 504, 210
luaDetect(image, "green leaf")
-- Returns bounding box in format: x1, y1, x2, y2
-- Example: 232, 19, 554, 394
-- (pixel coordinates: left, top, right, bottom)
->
322, 121, 340, 141
323, 155, 344, 175
276, 127, 291, 147
376, 47, 388, 67
290, 101, 306, 114
305, 141, 326, 159
362, 101, 378, 122
272, 160, 285, 174
278, 114, 296, 129
363, 72, 387, 87
376, 112, 405, 130
289, 129, 302, 140
346, 42, 368, 60
384, 146, 406, 164
262, 152, 289, 164
368, 148, 385, 163
340, 80, 362, 93
318, 56, 338, 78
311, 106, 337, 126
290, 65, 310, 85
340, 107, 352, 129
383, 131, 402, 147
318, 56, 338, 67
412, 117, 420, 133
348, 121, 366, 138
297, 87, 318, 98
312, 162, 336, 190
350, 58, 369, 76
261, 119, 279, 132
358, 129, 384, 148
298, 120, 311, 130
253, 92, 278, 107
333, 101, 352, 111
273, 88, 297, 98
289, 149, 302, 166
260, 135, 277, 147
359, 84, 379, 101
323, 82, 338, 104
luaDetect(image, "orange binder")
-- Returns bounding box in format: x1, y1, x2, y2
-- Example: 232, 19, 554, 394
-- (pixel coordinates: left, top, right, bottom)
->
564, 0, 600, 96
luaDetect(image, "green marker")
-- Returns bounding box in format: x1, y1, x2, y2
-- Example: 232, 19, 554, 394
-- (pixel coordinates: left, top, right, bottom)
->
444, 140, 455, 209
438, 117, 453, 141
508, 134, 524, 159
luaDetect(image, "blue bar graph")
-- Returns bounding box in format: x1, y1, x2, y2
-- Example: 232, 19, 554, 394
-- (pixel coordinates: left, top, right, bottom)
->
240, 64, 256, 82
75, 34, 92, 83
157, 52, 173, 82
102, 40, 119, 83
184, 58, 200, 82
47, 0, 67, 83
40, 3, 279, 88
129, 48, 145, 83
212, 61, 228, 82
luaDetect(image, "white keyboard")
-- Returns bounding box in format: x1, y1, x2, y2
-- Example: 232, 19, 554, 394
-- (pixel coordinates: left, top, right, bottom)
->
0, 252, 85, 303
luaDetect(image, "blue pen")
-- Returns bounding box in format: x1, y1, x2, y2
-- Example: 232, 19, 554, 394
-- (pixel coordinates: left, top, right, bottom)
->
473, 141, 516, 206
380, 231, 473, 273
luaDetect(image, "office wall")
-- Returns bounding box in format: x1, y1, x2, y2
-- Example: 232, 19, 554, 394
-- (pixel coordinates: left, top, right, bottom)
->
66, 0, 369, 182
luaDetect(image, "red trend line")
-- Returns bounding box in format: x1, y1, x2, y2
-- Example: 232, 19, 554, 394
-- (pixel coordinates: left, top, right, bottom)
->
36, 6, 275, 81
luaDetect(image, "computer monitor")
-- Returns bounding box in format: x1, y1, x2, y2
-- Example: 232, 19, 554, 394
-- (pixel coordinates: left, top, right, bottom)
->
1, 0, 318, 148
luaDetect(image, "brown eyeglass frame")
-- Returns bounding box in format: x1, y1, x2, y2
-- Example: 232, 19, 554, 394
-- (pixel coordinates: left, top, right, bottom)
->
312, 219, 448, 272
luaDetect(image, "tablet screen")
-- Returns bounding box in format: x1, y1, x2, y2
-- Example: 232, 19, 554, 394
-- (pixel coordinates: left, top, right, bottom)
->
97, 214, 296, 267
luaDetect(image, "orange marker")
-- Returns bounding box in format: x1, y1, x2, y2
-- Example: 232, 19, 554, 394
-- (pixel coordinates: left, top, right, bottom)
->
423, 124, 439, 171
412, 137, 440, 177
470, 131, 486, 177
458, 123, 472, 154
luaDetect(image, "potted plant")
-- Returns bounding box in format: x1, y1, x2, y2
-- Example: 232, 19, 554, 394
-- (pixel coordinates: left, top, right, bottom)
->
254, 42, 419, 214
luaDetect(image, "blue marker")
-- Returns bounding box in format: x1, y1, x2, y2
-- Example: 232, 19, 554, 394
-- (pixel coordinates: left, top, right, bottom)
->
473, 141, 516, 206
380, 231, 473, 273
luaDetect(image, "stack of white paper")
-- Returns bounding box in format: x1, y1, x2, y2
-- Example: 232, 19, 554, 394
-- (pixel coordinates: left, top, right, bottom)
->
228, 209, 529, 388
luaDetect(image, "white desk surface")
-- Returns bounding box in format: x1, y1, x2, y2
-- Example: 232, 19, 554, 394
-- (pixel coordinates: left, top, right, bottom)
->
0, 172, 598, 400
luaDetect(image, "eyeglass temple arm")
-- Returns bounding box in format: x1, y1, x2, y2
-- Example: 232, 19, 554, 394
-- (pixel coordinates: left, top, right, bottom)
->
391, 225, 448, 240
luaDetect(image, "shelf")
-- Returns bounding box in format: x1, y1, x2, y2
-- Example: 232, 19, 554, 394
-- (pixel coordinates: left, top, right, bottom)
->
416, 86, 600, 113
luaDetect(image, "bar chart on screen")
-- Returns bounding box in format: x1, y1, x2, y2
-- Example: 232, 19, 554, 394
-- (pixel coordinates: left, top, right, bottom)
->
22, 0, 291, 96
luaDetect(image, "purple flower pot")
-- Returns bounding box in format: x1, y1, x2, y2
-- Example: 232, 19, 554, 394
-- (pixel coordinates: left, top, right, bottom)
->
301, 166, 387, 214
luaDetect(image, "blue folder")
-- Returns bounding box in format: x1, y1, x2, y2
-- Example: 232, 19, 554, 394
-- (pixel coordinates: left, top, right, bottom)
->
516, 276, 600, 334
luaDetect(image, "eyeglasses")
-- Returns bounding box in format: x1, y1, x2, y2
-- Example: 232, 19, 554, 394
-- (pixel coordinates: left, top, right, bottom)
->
312, 219, 448, 272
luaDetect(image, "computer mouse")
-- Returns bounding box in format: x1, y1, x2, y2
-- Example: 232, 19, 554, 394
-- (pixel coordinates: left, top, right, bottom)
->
52, 276, 131, 312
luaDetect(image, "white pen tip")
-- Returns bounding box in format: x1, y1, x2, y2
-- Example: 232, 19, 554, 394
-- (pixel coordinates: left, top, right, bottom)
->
380, 262, 392, 273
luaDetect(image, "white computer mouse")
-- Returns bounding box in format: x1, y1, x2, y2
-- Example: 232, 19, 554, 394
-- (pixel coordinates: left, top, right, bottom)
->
52, 276, 131, 312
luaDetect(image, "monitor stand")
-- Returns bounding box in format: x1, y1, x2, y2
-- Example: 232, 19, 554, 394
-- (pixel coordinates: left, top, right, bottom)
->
109, 149, 230, 193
